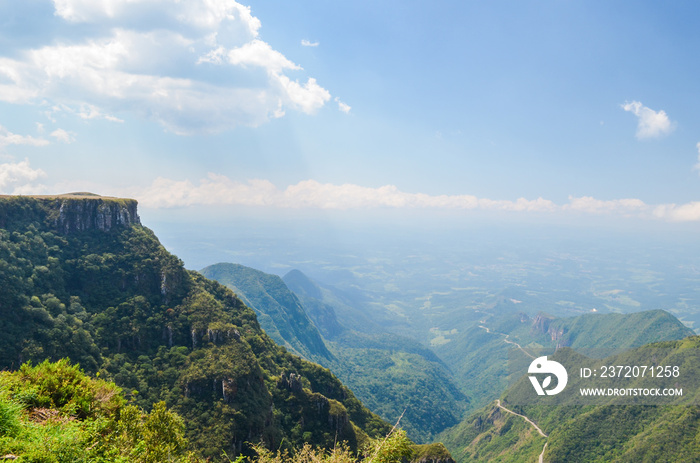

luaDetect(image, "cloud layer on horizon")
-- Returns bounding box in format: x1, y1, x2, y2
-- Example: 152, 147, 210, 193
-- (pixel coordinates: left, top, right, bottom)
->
120, 170, 699, 222
1, 156, 699, 222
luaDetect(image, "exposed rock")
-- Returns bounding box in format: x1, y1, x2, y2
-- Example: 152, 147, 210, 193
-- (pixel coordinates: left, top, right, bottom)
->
531, 313, 569, 348
278, 372, 304, 393
54, 196, 140, 233
531, 313, 554, 335
0, 193, 140, 234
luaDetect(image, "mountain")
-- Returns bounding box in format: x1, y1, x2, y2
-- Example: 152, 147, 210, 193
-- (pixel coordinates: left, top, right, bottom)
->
441, 336, 700, 462
291, 268, 471, 442
433, 308, 696, 414
282, 269, 347, 338
203, 263, 468, 443
200, 263, 332, 362
0, 194, 391, 461
282, 269, 389, 336
536, 309, 696, 350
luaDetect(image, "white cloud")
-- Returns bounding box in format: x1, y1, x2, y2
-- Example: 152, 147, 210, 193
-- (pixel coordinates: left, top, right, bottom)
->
52, 0, 262, 36
0, 1, 331, 134
227, 39, 300, 72
301, 39, 319, 47
134, 174, 558, 211
275, 76, 330, 114
50, 128, 76, 143
621, 101, 675, 139
75, 104, 124, 122
197, 45, 227, 65
0, 126, 49, 148
653, 202, 700, 222
694, 142, 700, 173
564, 195, 649, 216
335, 97, 351, 114
0, 159, 47, 194
117, 174, 700, 223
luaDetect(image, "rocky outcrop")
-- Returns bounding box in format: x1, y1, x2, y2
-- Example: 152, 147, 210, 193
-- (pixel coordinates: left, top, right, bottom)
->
54, 196, 140, 233
531, 313, 553, 334
0, 193, 140, 234
278, 372, 304, 393
531, 313, 569, 348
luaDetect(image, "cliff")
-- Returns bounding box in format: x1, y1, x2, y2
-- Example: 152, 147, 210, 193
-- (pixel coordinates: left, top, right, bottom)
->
530, 312, 568, 348
0, 194, 391, 461
200, 263, 334, 362
0, 193, 140, 233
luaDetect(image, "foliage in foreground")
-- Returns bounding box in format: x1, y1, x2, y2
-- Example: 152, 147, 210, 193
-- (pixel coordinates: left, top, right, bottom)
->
0, 359, 451, 463
248, 428, 414, 463
0, 359, 198, 462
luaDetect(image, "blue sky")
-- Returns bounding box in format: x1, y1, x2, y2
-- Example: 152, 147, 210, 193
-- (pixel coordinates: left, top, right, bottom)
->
2, 0, 700, 225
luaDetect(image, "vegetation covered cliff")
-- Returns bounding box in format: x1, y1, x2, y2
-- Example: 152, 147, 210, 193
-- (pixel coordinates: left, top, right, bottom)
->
0, 193, 140, 233
202, 263, 468, 443
0, 195, 391, 461
200, 263, 333, 362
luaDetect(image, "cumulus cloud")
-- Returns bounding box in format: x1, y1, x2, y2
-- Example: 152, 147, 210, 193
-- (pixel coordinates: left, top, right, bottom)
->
227, 39, 300, 72
50, 128, 76, 143
301, 39, 319, 47
621, 101, 675, 139
0, 126, 49, 148
335, 97, 351, 114
0, 0, 332, 134
0, 159, 47, 194
52, 0, 262, 36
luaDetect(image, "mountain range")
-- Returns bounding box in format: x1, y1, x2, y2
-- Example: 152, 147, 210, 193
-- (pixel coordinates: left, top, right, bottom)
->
199, 262, 697, 461
1, 194, 697, 462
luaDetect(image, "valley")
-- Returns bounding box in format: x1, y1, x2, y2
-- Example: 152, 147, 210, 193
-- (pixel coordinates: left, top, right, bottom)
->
1, 195, 699, 462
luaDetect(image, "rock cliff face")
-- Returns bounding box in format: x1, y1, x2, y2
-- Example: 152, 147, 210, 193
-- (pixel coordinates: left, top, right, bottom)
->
54, 196, 140, 233
530, 313, 569, 348
0, 193, 140, 233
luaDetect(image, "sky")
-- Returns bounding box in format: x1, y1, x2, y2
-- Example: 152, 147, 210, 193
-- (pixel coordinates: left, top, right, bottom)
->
2, 0, 700, 234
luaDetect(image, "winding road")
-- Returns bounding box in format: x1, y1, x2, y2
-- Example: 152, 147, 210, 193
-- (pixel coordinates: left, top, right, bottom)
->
496, 400, 548, 462
480, 323, 548, 461
478, 324, 536, 359
495, 399, 547, 437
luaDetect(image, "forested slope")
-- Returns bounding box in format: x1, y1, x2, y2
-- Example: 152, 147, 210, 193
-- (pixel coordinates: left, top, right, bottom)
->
0, 195, 390, 461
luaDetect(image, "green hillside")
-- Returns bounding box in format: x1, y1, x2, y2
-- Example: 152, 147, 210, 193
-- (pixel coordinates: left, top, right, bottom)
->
0, 195, 390, 461
281, 269, 470, 441
203, 264, 467, 442
441, 337, 700, 462
546, 309, 696, 350
200, 263, 332, 362
434, 309, 696, 414
283, 269, 382, 336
